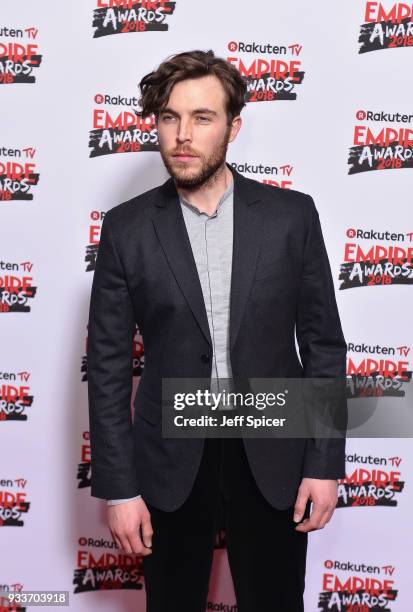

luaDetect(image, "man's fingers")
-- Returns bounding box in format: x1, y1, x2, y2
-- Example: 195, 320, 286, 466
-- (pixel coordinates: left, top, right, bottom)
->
295, 502, 333, 532
295, 503, 324, 532
293, 489, 309, 523
141, 514, 153, 549
111, 527, 152, 555
297, 515, 332, 532
117, 531, 133, 554
126, 529, 152, 556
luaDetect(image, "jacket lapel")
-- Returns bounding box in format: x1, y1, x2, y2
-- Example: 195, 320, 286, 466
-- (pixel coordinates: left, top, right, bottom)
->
151, 163, 263, 353
228, 164, 263, 352
152, 179, 212, 347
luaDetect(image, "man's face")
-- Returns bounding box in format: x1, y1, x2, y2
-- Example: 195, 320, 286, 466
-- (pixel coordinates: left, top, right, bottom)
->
156, 74, 241, 188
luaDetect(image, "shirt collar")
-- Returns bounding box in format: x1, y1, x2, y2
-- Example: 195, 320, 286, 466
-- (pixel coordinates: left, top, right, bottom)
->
179, 178, 234, 217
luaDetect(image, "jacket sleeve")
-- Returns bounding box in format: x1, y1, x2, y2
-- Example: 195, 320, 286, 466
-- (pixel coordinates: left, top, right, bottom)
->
87, 211, 140, 499
295, 194, 348, 480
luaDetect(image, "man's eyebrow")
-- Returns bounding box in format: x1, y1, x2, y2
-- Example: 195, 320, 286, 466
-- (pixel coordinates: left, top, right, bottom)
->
192, 108, 217, 116
159, 107, 218, 117
159, 107, 179, 116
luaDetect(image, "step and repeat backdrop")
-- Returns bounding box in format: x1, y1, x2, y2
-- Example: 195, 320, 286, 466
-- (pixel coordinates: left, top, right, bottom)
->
1, 1, 413, 610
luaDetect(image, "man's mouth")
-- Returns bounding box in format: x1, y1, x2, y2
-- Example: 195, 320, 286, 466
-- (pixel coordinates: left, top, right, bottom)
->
172, 153, 198, 161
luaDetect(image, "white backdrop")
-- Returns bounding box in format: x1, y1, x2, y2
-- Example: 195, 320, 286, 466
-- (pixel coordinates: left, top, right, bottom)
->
1, 1, 412, 610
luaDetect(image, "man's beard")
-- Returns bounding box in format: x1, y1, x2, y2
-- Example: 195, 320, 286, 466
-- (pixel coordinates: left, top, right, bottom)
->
159, 128, 231, 189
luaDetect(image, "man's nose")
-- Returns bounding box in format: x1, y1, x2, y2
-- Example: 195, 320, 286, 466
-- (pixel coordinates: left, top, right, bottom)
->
177, 120, 192, 143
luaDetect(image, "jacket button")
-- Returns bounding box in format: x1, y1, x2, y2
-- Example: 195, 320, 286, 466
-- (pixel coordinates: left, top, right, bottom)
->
201, 353, 210, 363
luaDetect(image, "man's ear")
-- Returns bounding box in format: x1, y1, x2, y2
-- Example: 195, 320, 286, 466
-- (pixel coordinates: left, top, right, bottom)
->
229, 115, 242, 143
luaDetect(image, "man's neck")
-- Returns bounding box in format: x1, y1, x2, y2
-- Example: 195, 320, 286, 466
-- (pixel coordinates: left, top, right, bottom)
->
175, 163, 233, 216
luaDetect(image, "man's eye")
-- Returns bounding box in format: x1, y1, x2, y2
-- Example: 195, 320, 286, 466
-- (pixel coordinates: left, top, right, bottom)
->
197, 116, 211, 122
162, 115, 175, 121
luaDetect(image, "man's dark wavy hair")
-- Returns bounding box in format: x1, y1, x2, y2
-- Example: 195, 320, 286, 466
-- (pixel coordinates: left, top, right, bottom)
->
138, 49, 247, 125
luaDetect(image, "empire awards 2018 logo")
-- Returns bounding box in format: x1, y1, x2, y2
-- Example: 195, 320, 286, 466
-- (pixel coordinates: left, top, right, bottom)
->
0, 260, 37, 313
0, 478, 31, 527
348, 109, 413, 174
359, 2, 413, 52
89, 93, 158, 157
0, 26, 42, 84
319, 557, 399, 609
346, 340, 411, 398
338, 453, 405, 508
92, 0, 177, 38
339, 226, 413, 289
85, 210, 105, 271
73, 536, 144, 592
0, 145, 39, 202
77, 431, 91, 489
0, 370, 33, 421
226, 39, 305, 103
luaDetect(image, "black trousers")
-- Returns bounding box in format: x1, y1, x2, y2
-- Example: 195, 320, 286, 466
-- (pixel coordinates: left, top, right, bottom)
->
142, 437, 310, 611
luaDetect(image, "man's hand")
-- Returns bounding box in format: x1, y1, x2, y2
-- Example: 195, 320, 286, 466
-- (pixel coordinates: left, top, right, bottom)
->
293, 477, 338, 532
107, 497, 153, 555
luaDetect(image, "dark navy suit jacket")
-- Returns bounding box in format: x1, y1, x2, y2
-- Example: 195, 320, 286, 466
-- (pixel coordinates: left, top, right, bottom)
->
87, 163, 347, 511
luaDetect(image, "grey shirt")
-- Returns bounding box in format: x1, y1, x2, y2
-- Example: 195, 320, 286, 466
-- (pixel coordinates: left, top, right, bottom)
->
108, 178, 235, 505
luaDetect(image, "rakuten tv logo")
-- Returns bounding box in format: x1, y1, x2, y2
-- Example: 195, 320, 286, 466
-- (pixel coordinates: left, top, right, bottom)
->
348, 109, 413, 173
0, 26, 42, 84
0, 370, 34, 422
0, 478, 30, 527
0, 146, 39, 202
319, 557, 398, 609
73, 536, 144, 592
227, 40, 305, 102
339, 227, 413, 289
89, 93, 158, 157
0, 261, 37, 313
338, 453, 405, 508
359, 1, 413, 52
230, 160, 294, 189
228, 40, 293, 54
92, 0, 177, 38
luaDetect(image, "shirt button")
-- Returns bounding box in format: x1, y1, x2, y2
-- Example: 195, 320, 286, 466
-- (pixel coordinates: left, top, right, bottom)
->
201, 353, 210, 363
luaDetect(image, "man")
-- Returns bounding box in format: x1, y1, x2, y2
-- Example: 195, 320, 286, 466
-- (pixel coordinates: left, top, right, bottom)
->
87, 49, 347, 611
